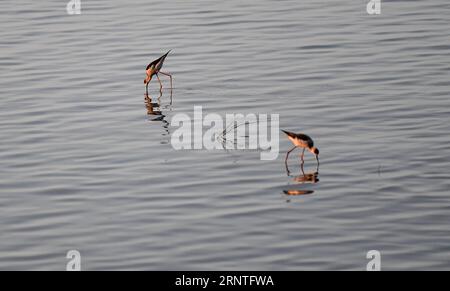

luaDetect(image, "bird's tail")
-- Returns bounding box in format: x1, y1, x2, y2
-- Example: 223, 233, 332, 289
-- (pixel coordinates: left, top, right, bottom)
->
281, 130, 296, 139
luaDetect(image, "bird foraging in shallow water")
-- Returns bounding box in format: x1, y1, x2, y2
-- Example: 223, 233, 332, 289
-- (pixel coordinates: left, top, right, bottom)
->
282, 130, 320, 166
144, 50, 173, 96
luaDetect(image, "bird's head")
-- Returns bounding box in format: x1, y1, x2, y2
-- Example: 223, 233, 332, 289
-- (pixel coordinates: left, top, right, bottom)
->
311, 147, 319, 156
309, 147, 319, 157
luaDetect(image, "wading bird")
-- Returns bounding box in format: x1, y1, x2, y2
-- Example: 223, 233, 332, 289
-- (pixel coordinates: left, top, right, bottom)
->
282, 130, 320, 166
144, 51, 173, 96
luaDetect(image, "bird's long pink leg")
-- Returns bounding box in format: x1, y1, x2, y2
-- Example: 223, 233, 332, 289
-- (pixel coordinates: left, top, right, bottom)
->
300, 162, 306, 176
159, 71, 173, 105
159, 71, 173, 89
156, 74, 163, 92
285, 147, 297, 176
285, 146, 297, 165
300, 148, 305, 163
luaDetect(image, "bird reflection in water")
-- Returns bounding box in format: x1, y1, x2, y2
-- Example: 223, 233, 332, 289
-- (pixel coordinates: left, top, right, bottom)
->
145, 93, 171, 144
283, 162, 319, 197
145, 95, 162, 115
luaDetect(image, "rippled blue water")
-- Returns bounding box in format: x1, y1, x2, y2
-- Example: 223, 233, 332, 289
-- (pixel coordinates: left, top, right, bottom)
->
1, 0, 449, 270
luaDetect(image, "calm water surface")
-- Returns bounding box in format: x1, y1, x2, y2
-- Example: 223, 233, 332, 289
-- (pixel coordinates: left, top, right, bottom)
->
1, 0, 450, 270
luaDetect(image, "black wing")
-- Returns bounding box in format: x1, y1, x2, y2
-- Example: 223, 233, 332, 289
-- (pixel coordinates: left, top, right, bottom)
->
282, 130, 314, 147
146, 50, 171, 70
296, 133, 314, 148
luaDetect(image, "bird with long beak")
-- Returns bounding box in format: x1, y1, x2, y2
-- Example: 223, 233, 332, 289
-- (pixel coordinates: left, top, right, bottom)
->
144, 50, 173, 96
282, 130, 320, 166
